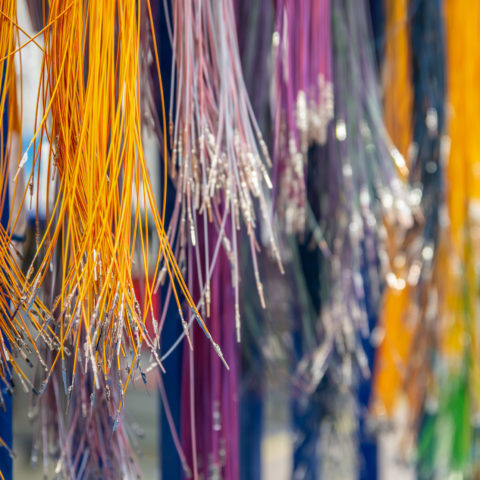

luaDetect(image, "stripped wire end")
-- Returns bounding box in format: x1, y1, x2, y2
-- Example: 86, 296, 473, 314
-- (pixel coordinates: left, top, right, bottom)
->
191, 308, 229, 370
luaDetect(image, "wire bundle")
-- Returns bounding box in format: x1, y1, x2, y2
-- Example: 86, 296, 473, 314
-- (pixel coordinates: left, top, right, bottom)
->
0, 0, 225, 476
373, 0, 447, 425
180, 230, 239, 480
288, 0, 413, 397
0, 0, 50, 399
161, 1, 281, 477
371, 0, 414, 423
5, 1, 480, 479
166, 0, 281, 346
416, 0, 480, 476
273, 0, 334, 233
230, 0, 415, 476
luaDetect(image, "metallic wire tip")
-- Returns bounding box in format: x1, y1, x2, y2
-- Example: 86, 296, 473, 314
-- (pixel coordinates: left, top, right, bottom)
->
212, 342, 230, 371
191, 308, 229, 369
182, 320, 193, 351
180, 309, 193, 350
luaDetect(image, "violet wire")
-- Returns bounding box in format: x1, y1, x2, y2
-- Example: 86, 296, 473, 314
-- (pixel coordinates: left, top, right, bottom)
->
46, 357, 140, 478
93, 413, 110, 474
76, 449, 90, 479
208, 2, 227, 156
180, 321, 192, 476
36, 358, 139, 478
220, 244, 238, 480
310, 1, 318, 104
295, 2, 311, 95
300, 0, 308, 96
187, 241, 199, 479
72, 423, 86, 471
185, 0, 194, 142
229, 25, 271, 162
211, 247, 221, 471
217, 220, 239, 480
180, 220, 239, 480
171, 0, 183, 161
41, 373, 48, 475
211, 223, 237, 479
317, 0, 325, 102
57, 396, 75, 477
289, 0, 297, 96
326, 0, 333, 84
308, 0, 315, 100
151, 195, 229, 370
318, 7, 325, 92
316, 0, 323, 74
188, 342, 199, 480
226, 112, 242, 327
284, 1, 296, 146
318, 0, 326, 85
272, 0, 334, 219
69, 383, 95, 474
271, 1, 283, 210
197, 0, 210, 319
180, 244, 197, 479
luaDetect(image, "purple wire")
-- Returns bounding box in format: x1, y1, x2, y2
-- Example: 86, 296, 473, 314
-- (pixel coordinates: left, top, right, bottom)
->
181, 221, 239, 480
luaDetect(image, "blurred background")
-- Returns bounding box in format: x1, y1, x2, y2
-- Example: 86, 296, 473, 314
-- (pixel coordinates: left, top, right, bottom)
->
1, 0, 478, 479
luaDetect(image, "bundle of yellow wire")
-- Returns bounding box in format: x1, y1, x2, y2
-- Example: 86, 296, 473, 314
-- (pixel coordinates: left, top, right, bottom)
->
0, 0, 224, 410
372, 0, 414, 419
0, 0, 54, 396
372, 0, 480, 472
432, 0, 480, 469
